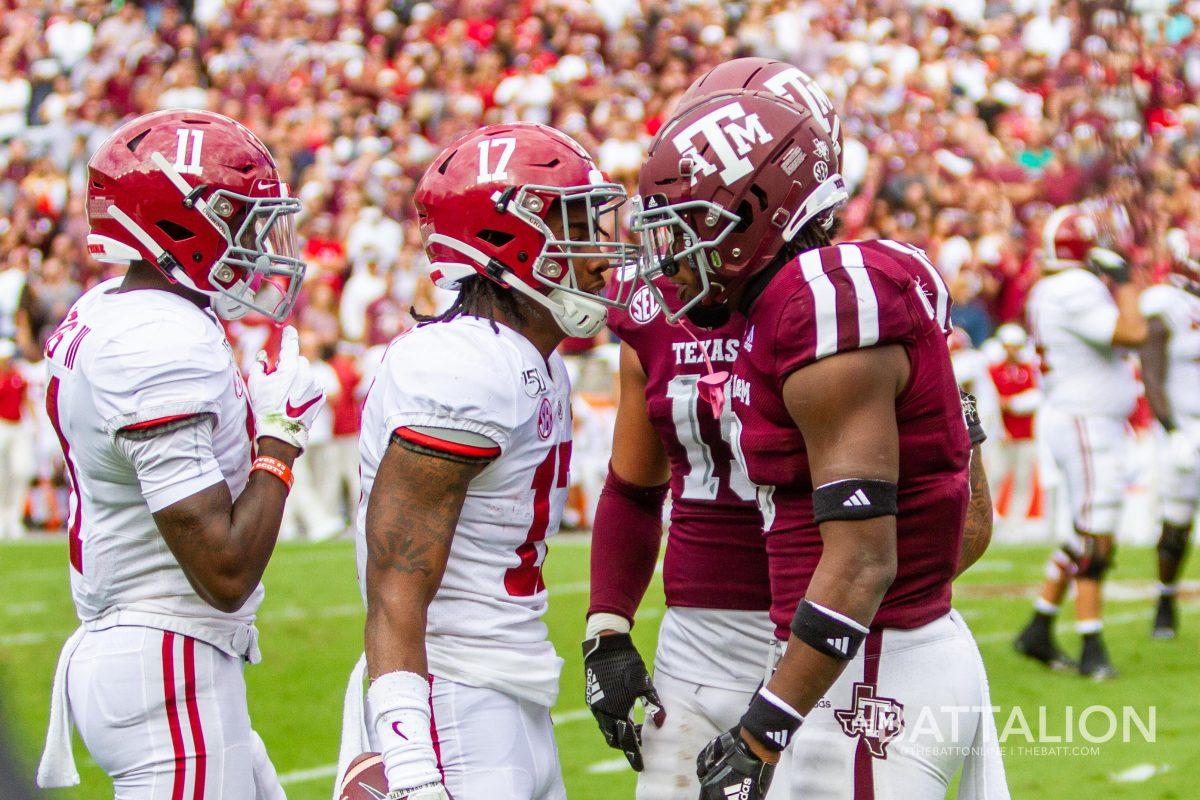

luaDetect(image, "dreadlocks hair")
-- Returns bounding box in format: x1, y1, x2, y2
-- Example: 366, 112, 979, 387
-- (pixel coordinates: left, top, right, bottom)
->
411, 274, 531, 333
738, 215, 840, 315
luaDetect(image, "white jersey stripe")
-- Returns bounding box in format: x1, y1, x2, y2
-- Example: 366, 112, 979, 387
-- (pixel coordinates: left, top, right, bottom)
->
879, 239, 950, 331
836, 244, 880, 347
798, 249, 838, 358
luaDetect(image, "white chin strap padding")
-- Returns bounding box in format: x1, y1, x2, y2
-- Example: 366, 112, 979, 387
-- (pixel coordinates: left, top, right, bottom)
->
548, 288, 607, 338
504, 273, 607, 338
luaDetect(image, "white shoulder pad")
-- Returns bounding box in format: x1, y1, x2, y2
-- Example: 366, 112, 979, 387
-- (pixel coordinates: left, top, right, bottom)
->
88, 305, 232, 436
374, 320, 524, 452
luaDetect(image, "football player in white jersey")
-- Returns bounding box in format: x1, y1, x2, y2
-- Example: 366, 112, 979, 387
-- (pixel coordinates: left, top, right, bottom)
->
36, 110, 326, 797
1141, 228, 1200, 638
1015, 206, 1147, 679
351, 123, 638, 800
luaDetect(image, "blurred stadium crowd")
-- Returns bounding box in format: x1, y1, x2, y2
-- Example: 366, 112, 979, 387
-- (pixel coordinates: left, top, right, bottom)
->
0, 0, 1198, 538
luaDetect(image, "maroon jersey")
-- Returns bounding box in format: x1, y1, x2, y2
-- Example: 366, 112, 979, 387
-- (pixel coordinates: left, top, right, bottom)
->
608, 278, 769, 611
730, 240, 968, 637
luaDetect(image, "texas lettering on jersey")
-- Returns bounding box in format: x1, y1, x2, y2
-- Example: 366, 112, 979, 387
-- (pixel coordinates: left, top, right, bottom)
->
607, 279, 768, 612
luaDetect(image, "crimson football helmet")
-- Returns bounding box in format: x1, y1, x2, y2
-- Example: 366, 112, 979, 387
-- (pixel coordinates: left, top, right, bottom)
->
86, 109, 303, 322
414, 123, 639, 338
1166, 227, 1200, 292
631, 89, 847, 322
1041, 206, 1100, 271
677, 58, 842, 169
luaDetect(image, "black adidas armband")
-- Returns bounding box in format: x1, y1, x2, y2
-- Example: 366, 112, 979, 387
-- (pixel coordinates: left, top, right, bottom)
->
811, 479, 898, 524
790, 599, 869, 661
739, 688, 804, 753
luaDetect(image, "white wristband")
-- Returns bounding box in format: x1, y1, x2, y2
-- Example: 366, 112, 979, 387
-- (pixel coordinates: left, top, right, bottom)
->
367, 671, 441, 793
585, 612, 632, 639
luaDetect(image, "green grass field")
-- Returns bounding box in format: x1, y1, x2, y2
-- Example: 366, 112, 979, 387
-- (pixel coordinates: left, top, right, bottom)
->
1, 538, 1196, 799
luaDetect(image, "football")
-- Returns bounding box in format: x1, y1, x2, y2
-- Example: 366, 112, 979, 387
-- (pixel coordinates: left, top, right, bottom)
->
337, 752, 387, 800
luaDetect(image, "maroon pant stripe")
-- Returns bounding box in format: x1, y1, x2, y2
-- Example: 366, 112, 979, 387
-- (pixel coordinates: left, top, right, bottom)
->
182, 637, 207, 800
853, 629, 885, 800
162, 632, 187, 800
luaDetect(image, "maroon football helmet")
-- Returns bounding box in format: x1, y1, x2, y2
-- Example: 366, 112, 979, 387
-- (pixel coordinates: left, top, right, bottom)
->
677, 58, 842, 169
86, 109, 303, 322
414, 122, 638, 337
632, 89, 847, 321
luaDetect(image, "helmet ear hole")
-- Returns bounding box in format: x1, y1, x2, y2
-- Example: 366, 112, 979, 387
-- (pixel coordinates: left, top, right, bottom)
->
733, 200, 754, 234
156, 220, 196, 241
477, 229, 515, 247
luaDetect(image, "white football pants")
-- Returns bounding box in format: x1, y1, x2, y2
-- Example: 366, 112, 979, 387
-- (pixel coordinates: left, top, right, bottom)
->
637, 607, 781, 800
67, 626, 284, 799
779, 611, 1009, 800
1037, 408, 1130, 535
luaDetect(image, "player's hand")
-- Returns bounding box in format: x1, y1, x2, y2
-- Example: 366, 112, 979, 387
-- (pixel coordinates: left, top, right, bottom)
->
385, 782, 450, 800
1167, 429, 1198, 471
1086, 247, 1132, 284
248, 325, 326, 453
959, 388, 986, 446
582, 632, 665, 771
697, 728, 775, 800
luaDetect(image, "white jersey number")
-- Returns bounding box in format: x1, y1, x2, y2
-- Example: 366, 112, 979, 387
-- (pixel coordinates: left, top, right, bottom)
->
667, 374, 756, 502
173, 128, 205, 176
477, 137, 516, 183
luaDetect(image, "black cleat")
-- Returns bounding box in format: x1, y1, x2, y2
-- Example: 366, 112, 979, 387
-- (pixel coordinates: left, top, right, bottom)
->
1014, 616, 1078, 671
1152, 595, 1177, 640
1079, 634, 1118, 680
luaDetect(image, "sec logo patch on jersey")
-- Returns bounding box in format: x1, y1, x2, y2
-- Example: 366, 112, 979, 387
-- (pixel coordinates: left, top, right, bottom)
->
629, 285, 661, 325
537, 397, 554, 439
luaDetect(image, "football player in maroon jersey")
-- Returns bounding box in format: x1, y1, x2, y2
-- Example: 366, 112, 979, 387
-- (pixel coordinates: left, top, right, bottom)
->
583, 60, 842, 800
630, 86, 1007, 800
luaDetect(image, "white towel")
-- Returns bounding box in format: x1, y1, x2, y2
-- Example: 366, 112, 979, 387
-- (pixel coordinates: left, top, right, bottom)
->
950, 609, 1011, 800
36, 626, 87, 788
333, 653, 372, 800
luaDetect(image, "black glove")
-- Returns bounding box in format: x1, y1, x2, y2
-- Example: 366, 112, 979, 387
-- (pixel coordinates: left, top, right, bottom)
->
959, 388, 987, 446
1086, 247, 1131, 284
697, 728, 775, 800
582, 633, 664, 771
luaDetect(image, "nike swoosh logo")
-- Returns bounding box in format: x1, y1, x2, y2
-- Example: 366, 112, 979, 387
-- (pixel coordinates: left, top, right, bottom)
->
257, 180, 276, 191
285, 395, 321, 417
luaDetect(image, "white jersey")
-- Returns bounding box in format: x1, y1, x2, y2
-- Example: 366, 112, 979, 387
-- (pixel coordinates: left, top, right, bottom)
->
1027, 267, 1137, 418
44, 279, 258, 657
1140, 284, 1200, 419
357, 316, 572, 708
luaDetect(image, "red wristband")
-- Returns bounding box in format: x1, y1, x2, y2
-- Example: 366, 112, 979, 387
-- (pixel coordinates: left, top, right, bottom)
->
251, 455, 294, 491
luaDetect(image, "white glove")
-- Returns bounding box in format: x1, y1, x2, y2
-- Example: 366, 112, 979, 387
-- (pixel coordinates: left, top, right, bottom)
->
1167, 429, 1198, 472
388, 783, 451, 800
247, 326, 326, 452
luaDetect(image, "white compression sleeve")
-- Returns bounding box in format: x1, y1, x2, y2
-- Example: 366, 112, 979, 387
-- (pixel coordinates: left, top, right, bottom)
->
366, 671, 441, 792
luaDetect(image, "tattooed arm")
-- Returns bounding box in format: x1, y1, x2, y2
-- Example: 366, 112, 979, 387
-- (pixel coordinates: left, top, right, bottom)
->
955, 444, 993, 578
364, 437, 489, 679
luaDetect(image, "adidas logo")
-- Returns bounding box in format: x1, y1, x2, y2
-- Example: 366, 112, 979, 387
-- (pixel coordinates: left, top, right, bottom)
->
585, 669, 605, 704
827, 636, 850, 655
764, 729, 791, 748
724, 778, 753, 800
843, 489, 870, 507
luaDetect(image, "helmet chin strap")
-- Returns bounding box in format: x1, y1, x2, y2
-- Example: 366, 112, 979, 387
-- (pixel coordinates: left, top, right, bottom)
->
426, 233, 608, 337
504, 274, 608, 338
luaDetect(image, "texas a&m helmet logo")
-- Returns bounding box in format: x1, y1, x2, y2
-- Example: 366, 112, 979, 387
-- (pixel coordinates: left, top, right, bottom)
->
834, 683, 905, 759
629, 285, 661, 325
671, 102, 774, 186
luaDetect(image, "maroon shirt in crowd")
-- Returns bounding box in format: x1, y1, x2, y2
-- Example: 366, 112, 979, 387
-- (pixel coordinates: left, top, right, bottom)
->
731, 241, 969, 638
